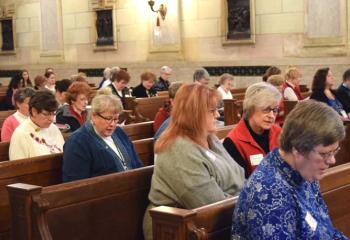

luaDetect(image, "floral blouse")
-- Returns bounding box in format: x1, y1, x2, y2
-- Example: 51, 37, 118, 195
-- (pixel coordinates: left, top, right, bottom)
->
231, 148, 347, 240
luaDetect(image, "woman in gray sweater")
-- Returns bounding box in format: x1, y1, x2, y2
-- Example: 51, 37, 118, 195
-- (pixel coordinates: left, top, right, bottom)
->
143, 83, 245, 240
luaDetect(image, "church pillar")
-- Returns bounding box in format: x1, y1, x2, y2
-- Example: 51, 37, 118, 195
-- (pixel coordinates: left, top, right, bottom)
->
39, 0, 64, 62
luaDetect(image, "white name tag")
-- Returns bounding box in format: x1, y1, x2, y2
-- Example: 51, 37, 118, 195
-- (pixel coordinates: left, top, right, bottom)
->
340, 110, 348, 119
249, 154, 263, 166
305, 211, 317, 231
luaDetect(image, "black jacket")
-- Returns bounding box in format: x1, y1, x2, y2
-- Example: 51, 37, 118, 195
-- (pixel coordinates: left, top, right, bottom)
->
56, 105, 85, 132
153, 77, 170, 92
131, 84, 157, 98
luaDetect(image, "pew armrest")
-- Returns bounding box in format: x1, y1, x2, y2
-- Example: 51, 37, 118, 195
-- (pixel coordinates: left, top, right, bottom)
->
6, 183, 43, 240
150, 206, 208, 240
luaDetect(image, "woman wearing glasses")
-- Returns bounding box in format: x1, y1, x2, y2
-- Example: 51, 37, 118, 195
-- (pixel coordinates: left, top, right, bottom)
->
232, 100, 346, 239
143, 84, 245, 240
223, 82, 282, 178
62, 90, 143, 182
9, 90, 65, 160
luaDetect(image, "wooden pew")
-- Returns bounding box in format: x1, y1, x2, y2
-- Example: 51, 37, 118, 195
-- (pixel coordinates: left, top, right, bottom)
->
223, 99, 242, 126
124, 96, 169, 123
283, 100, 297, 119
0, 141, 9, 161
216, 124, 235, 140
123, 121, 154, 141
230, 88, 246, 94
150, 163, 350, 239
157, 91, 169, 97
7, 166, 154, 240
321, 162, 350, 236
150, 197, 237, 240
0, 154, 63, 240
0, 137, 155, 239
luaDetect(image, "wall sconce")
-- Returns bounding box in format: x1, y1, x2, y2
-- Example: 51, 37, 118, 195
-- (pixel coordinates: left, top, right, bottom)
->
148, 0, 167, 20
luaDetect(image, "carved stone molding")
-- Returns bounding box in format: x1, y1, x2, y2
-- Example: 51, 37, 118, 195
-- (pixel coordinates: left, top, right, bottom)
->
90, 0, 116, 10
0, 4, 15, 18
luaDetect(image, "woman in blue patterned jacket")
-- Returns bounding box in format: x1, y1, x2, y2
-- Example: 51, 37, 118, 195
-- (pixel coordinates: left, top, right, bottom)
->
232, 100, 347, 239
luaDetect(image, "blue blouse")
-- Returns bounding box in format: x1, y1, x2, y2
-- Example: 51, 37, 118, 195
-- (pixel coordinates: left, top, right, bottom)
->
231, 148, 347, 240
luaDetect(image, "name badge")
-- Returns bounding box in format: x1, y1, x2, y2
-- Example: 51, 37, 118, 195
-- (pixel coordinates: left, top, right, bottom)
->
249, 154, 263, 166
340, 110, 348, 119
206, 150, 216, 162
305, 211, 317, 231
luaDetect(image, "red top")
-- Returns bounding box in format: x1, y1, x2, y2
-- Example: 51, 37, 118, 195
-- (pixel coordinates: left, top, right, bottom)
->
153, 107, 171, 132
282, 82, 303, 100
226, 118, 281, 176
69, 106, 87, 126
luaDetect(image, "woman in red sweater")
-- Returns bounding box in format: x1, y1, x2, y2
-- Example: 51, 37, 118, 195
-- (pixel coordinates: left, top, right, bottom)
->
223, 82, 282, 178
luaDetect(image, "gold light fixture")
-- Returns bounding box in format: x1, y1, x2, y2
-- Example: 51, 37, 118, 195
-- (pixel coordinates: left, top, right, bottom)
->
148, 0, 167, 20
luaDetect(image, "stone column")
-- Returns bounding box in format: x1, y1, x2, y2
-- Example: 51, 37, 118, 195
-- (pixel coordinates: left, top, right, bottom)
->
39, 0, 64, 62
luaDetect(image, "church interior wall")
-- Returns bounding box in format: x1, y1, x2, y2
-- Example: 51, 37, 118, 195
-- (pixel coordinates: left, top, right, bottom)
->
0, 0, 349, 88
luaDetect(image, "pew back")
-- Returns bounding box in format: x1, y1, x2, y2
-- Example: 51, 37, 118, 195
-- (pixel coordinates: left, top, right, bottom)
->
124, 96, 168, 123
7, 166, 154, 240
123, 121, 154, 140
150, 197, 237, 240
321, 162, 350, 236
0, 154, 63, 240
150, 163, 350, 239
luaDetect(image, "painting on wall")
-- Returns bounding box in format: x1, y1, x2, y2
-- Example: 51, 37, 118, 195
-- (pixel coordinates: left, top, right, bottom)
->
222, 0, 255, 45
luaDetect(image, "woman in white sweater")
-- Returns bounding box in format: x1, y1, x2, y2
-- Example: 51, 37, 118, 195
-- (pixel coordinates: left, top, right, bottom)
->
9, 90, 64, 160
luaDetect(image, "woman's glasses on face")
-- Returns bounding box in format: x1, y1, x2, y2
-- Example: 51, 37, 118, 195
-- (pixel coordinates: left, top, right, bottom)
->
313, 146, 341, 160
261, 107, 280, 115
40, 111, 56, 118
97, 112, 119, 124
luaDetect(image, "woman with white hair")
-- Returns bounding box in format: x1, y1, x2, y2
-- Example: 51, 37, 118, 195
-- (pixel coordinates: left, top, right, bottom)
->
223, 82, 282, 178
154, 66, 172, 92
62, 90, 143, 182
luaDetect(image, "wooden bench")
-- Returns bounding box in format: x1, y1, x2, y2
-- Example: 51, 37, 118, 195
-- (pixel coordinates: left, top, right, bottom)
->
124, 96, 169, 123
321, 162, 350, 236
150, 162, 350, 239
7, 166, 154, 240
0, 137, 155, 239
123, 121, 154, 141
223, 99, 242, 126
283, 100, 298, 119
0, 153, 63, 240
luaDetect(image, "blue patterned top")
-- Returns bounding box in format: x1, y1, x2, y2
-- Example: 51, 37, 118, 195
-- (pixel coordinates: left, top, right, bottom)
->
231, 148, 347, 240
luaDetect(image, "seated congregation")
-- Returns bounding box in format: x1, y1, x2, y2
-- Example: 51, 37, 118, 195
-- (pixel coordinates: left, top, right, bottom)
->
0, 65, 350, 240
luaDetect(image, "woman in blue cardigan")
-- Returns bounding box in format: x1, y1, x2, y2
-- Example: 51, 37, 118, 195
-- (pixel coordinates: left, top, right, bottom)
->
62, 91, 143, 182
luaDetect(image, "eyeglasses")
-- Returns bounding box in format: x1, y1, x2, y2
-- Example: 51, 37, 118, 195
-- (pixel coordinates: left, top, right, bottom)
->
313, 146, 341, 160
40, 111, 56, 117
97, 112, 119, 124
261, 107, 280, 115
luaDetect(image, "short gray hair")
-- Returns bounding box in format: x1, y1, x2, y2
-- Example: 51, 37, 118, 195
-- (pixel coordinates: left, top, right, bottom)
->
280, 100, 345, 154
103, 67, 111, 79
193, 68, 210, 82
160, 66, 172, 74
110, 66, 120, 77
91, 89, 123, 114
14, 87, 36, 104
243, 82, 282, 119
